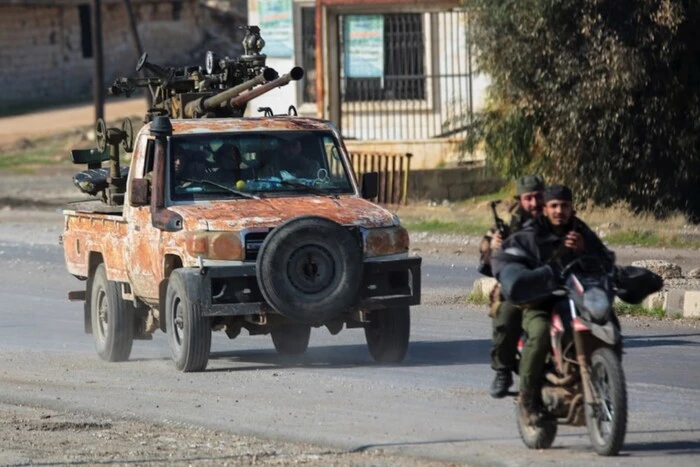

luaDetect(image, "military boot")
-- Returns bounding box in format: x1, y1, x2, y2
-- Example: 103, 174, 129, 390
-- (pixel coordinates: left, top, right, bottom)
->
490, 369, 513, 398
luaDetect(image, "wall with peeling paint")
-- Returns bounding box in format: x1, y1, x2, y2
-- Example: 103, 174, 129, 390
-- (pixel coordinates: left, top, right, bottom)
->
0, 0, 203, 113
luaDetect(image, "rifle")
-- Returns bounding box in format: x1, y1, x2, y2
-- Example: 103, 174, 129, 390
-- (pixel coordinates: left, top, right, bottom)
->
490, 200, 511, 239
478, 200, 511, 277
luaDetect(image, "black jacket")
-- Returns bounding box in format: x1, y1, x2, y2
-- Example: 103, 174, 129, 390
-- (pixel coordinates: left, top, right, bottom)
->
491, 215, 615, 305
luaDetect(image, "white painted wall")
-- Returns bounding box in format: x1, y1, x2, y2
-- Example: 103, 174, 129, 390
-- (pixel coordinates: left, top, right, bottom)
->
245, 0, 303, 117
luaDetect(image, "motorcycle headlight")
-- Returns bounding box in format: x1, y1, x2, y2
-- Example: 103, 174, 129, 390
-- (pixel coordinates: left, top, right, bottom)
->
364, 226, 409, 258
583, 287, 611, 323
186, 231, 243, 260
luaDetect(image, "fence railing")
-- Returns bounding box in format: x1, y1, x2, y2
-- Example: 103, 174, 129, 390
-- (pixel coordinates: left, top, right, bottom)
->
348, 152, 413, 205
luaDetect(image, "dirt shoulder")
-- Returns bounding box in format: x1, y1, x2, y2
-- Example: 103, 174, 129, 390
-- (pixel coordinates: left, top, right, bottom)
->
0, 402, 454, 467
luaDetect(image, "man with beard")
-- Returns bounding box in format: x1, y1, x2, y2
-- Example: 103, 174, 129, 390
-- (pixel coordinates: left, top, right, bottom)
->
491, 185, 614, 424
481, 175, 545, 398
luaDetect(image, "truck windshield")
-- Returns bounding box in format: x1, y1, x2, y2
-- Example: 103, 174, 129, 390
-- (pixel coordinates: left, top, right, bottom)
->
168, 130, 355, 201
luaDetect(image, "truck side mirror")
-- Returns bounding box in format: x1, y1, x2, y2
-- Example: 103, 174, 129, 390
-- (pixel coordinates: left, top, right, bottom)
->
130, 178, 150, 207
361, 172, 378, 200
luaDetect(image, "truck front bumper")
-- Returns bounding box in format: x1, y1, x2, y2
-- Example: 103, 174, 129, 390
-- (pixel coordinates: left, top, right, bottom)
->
179, 256, 421, 318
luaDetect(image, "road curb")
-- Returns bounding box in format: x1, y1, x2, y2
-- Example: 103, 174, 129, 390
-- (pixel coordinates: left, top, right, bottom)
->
471, 277, 700, 318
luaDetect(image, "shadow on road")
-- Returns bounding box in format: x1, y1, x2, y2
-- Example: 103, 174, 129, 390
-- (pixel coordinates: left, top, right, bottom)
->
624, 439, 700, 456
207, 339, 491, 372
623, 333, 700, 349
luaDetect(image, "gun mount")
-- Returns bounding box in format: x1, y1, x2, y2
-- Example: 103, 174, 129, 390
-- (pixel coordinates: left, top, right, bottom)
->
108, 25, 302, 123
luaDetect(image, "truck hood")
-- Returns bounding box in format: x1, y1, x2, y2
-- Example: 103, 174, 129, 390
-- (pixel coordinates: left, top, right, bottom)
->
169, 196, 397, 231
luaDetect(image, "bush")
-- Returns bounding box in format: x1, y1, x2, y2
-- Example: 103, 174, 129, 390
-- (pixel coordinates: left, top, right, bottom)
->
464, 0, 700, 221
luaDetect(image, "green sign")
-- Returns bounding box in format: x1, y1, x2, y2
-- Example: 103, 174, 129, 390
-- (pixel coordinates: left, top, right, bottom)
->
344, 15, 384, 78
259, 0, 294, 57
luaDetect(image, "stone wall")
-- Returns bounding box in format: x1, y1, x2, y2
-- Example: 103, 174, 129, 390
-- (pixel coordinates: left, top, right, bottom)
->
407, 166, 506, 202
0, 0, 203, 113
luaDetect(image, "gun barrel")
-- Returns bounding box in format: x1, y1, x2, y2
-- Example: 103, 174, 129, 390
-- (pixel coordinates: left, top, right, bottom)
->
229, 67, 304, 108
184, 67, 278, 118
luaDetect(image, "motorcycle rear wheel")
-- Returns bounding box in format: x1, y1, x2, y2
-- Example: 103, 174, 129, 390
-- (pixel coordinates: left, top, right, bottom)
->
515, 401, 557, 450
585, 347, 628, 456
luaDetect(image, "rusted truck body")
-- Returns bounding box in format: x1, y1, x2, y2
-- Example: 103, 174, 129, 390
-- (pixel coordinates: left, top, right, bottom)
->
62, 116, 421, 371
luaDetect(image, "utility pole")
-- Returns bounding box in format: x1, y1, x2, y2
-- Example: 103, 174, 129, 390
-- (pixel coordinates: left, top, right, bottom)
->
123, 0, 152, 107
92, 0, 105, 121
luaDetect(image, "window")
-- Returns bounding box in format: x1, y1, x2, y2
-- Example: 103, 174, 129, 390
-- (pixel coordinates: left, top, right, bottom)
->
172, 1, 183, 21
78, 4, 93, 59
168, 131, 353, 202
343, 13, 425, 102
300, 7, 317, 104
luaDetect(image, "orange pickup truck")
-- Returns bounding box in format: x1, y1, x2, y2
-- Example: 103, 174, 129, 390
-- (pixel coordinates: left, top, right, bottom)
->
62, 115, 421, 372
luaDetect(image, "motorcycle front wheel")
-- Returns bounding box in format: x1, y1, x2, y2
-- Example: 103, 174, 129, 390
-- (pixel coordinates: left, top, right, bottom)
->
515, 401, 557, 450
585, 347, 628, 456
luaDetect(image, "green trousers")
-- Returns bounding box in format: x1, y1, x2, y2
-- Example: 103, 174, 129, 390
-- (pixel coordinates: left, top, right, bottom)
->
490, 301, 523, 371
519, 308, 551, 396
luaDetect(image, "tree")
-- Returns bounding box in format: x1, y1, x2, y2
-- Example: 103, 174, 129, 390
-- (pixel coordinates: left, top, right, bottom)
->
463, 0, 700, 220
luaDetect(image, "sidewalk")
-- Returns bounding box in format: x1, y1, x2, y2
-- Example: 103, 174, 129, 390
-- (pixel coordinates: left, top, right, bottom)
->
0, 98, 147, 146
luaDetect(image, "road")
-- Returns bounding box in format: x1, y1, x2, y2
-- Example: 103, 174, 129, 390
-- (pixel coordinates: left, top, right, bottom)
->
0, 98, 147, 146
0, 214, 699, 466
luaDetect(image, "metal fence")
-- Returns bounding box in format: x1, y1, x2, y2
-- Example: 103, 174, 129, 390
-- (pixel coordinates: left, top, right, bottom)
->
349, 152, 412, 205
338, 9, 473, 141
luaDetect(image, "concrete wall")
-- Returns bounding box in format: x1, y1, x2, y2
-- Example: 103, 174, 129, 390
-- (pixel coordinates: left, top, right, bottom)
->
407, 166, 505, 201
345, 138, 484, 170
0, 0, 203, 113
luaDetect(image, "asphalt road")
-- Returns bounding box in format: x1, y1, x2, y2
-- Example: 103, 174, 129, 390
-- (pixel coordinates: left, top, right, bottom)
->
0, 227, 699, 466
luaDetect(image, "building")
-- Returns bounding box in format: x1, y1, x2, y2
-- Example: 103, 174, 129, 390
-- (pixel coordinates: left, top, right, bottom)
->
0, 0, 204, 113
246, 0, 489, 168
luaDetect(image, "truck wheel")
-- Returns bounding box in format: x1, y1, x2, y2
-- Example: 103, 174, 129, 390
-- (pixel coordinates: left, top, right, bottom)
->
90, 264, 134, 362
165, 271, 211, 372
271, 324, 311, 355
364, 306, 410, 363
257, 216, 362, 324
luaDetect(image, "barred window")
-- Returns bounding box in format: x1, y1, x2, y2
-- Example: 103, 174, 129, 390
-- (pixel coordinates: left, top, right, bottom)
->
342, 14, 425, 102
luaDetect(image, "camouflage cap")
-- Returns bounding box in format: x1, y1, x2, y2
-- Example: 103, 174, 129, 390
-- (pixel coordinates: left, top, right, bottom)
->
515, 174, 545, 196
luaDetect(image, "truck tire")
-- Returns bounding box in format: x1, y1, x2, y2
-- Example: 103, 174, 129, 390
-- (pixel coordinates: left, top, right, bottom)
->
257, 216, 362, 324
165, 271, 211, 372
271, 324, 312, 355
90, 264, 134, 362
364, 306, 410, 363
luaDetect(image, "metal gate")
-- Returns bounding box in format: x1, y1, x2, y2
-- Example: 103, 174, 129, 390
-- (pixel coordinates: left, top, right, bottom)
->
338, 9, 473, 141
349, 151, 412, 205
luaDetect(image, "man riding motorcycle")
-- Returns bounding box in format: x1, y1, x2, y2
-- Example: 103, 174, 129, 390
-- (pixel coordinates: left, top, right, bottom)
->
479, 175, 545, 398
491, 185, 615, 424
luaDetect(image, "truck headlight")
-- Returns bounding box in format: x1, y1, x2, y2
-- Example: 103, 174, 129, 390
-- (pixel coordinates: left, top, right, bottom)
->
186, 231, 243, 260
364, 226, 409, 258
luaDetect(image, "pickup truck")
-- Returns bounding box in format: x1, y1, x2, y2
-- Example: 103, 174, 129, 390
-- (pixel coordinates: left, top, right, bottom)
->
62, 115, 422, 372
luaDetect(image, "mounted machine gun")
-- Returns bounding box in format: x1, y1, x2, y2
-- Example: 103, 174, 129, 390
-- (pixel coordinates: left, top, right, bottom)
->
107, 26, 303, 122
72, 26, 305, 206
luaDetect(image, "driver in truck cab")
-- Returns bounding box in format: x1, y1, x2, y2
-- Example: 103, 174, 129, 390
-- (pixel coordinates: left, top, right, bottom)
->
285, 137, 321, 179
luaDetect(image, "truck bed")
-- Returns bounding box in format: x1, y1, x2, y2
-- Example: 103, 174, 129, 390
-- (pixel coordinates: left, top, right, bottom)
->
62, 201, 128, 282
64, 199, 125, 216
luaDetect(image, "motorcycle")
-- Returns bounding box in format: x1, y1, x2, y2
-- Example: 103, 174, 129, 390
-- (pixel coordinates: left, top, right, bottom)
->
513, 256, 659, 456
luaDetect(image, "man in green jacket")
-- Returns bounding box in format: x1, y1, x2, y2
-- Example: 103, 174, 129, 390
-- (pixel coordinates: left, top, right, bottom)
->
479, 175, 545, 398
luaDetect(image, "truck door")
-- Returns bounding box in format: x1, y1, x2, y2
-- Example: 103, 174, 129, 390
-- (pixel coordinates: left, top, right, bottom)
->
124, 136, 161, 301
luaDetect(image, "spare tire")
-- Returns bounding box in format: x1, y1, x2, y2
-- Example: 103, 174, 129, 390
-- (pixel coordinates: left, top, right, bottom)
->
256, 216, 363, 324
